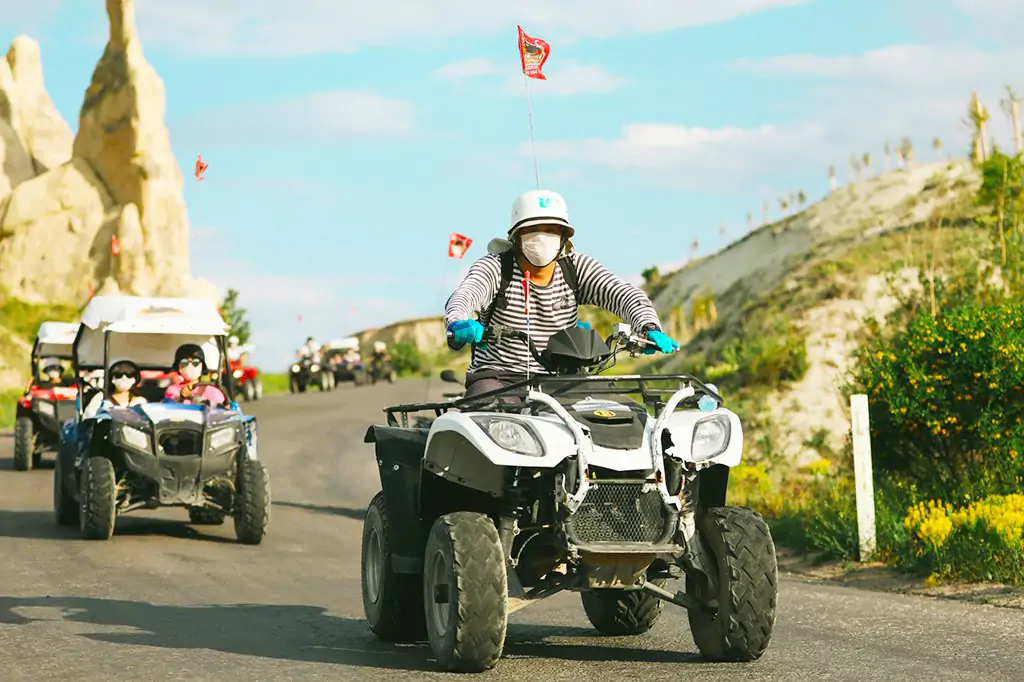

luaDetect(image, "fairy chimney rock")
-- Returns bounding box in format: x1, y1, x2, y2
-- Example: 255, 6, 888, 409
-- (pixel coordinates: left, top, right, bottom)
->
73, 0, 191, 295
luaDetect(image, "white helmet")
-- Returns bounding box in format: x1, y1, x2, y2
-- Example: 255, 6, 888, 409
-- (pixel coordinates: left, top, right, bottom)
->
508, 189, 574, 239
373, 341, 386, 351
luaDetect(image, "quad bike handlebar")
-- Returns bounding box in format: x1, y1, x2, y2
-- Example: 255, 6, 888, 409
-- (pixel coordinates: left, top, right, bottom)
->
446, 323, 655, 375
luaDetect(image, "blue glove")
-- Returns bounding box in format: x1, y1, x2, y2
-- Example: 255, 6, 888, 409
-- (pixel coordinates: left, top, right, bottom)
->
575, 321, 591, 330
644, 330, 680, 355
447, 319, 485, 346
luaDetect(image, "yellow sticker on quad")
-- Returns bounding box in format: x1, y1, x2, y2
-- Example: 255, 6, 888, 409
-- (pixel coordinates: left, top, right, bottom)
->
592, 410, 617, 417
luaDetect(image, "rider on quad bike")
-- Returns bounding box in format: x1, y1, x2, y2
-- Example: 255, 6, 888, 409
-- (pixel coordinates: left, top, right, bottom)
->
298, 336, 321, 363
445, 189, 680, 392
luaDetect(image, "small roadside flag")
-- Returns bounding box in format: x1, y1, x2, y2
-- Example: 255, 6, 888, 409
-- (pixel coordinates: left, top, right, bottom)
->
195, 154, 209, 181
448, 233, 473, 259
110, 234, 120, 256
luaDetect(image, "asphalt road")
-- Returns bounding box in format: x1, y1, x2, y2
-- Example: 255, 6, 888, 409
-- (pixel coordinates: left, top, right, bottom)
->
1, 379, 1022, 681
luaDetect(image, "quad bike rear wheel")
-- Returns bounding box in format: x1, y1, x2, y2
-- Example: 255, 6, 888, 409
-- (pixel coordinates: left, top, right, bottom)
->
361, 492, 426, 642
686, 506, 777, 661
79, 457, 117, 540
253, 378, 263, 400
53, 453, 79, 526
423, 512, 508, 673
581, 579, 667, 636
233, 459, 270, 544
243, 380, 255, 402
13, 416, 34, 471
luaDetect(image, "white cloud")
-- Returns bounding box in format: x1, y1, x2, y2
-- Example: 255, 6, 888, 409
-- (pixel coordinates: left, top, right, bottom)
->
433, 56, 627, 96
175, 90, 415, 147
501, 61, 628, 96
133, 0, 810, 57
189, 226, 415, 368
432, 57, 504, 82
528, 122, 825, 191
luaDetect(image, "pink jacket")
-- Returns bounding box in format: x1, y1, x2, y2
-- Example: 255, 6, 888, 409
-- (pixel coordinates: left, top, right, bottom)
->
163, 382, 227, 406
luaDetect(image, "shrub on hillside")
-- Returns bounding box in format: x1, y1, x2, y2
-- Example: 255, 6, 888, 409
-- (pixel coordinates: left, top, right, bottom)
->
390, 341, 422, 376
850, 301, 1024, 500
719, 314, 808, 388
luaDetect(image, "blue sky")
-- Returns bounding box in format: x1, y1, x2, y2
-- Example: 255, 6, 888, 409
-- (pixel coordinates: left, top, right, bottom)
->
2, 0, 1023, 368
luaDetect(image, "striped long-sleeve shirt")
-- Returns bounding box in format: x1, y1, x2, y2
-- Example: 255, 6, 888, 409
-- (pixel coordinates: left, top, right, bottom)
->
444, 251, 662, 375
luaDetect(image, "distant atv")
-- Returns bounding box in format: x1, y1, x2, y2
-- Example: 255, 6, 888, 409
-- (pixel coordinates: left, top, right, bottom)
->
323, 338, 367, 387
367, 355, 395, 385
231, 357, 264, 402
361, 323, 777, 672
13, 321, 80, 471
289, 356, 333, 393
53, 295, 271, 544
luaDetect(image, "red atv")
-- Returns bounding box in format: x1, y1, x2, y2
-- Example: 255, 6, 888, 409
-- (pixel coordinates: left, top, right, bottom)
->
13, 322, 80, 471
230, 357, 263, 402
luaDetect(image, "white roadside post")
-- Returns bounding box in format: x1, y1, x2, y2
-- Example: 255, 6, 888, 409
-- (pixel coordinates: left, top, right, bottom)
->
850, 394, 876, 561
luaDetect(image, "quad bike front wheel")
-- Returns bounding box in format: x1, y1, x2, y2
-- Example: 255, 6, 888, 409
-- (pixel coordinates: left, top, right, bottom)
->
289, 376, 299, 394
423, 512, 508, 673
53, 454, 79, 526
243, 380, 256, 402
233, 459, 270, 544
253, 378, 263, 400
686, 506, 778, 661
13, 416, 34, 471
79, 457, 117, 540
362, 492, 426, 642
581, 579, 667, 636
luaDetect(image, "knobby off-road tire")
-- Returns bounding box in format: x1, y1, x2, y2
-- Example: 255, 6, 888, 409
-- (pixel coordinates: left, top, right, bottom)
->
581, 578, 667, 636
234, 459, 270, 544
79, 457, 117, 540
53, 454, 79, 526
361, 492, 426, 642
424, 512, 507, 673
289, 376, 298, 394
687, 506, 778, 661
243, 381, 255, 402
189, 507, 226, 525
13, 416, 34, 471
253, 378, 263, 400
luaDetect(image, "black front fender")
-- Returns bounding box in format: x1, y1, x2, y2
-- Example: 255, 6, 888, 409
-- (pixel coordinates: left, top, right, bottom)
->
364, 424, 428, 574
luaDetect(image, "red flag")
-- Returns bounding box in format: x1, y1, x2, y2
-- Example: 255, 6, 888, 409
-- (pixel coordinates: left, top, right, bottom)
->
110, 234, 120, 256
518, 25, 550, 80
297, 313, 303, 322
194, 154, 209, 181
448, 232, 473, 259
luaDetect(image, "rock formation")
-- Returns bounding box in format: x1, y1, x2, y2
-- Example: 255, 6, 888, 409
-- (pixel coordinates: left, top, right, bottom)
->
0, 0, 211, 306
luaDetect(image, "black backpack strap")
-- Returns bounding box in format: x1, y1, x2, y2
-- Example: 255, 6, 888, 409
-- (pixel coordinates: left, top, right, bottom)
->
558, 254, 580, 301
482, 250, 516, 324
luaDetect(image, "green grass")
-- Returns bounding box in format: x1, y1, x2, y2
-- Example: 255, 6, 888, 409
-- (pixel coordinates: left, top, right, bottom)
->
0, 298, 79, 342
1, 388, 23, 431
260, 373, 289, 396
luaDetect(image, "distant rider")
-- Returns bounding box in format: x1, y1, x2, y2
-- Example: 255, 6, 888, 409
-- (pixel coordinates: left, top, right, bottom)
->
163, 344, 227, 407
445, 189, 679, 399
371, 341, 390, 364
298, 336, 321, 363
39, 359, 66, 387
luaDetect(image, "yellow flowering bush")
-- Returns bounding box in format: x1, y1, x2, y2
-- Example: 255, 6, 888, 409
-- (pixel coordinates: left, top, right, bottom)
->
850, 302, 1024, 499
903, 494, 1024, 584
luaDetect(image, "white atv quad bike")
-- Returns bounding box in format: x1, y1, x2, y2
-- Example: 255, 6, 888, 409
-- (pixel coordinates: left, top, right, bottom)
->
361, 323, 777, 673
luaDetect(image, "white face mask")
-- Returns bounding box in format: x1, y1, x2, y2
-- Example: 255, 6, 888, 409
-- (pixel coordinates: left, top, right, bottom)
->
112, 377, 135, 392
519, 232, 563, 267
180, 364, 202, 382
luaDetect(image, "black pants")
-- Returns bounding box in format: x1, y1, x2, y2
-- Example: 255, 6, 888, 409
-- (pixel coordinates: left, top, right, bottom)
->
463, 372, 529, 404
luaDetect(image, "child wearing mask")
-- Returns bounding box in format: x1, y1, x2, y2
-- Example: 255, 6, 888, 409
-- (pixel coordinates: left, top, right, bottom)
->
163, 343, 227, 407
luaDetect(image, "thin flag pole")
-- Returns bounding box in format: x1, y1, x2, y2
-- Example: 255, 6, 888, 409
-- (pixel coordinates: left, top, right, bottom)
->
524, 75, 540, 189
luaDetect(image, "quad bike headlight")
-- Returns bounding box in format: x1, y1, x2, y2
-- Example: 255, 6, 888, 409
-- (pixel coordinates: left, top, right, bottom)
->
471, 417, 543, 456
208, 427, 238, 452
311, 364, 320, 372
119, 424, 150, 451
233, 369, 243, 379
691, 415, 730, 461
291, 364, 300, 373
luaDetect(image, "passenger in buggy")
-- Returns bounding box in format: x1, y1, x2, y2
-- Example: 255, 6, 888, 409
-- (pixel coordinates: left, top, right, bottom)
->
82, 360, 146, 419
163, 343, 227, 407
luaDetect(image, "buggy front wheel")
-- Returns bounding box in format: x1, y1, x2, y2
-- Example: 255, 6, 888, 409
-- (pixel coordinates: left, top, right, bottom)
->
79, 457, 117, 540
13, 416, 34, 471
233, 459, 270, 544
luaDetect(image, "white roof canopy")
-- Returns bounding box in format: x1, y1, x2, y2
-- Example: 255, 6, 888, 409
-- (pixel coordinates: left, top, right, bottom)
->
75, 296, 230, 370
33, 321, 80, 358
325, 337, 360, 350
